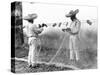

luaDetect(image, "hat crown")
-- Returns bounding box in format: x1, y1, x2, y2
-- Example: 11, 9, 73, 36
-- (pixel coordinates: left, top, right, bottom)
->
28, 14, 37, 17
23, 13, 38, 20
69, 10, 74, 14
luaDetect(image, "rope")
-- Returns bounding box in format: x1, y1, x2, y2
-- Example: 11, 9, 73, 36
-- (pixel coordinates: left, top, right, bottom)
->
49, 34, 67, 63
11, 57, 28, 62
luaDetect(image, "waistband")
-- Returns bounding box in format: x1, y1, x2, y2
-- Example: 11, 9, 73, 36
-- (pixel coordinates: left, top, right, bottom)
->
28, 35, 38, 38
70, 31, 79, 35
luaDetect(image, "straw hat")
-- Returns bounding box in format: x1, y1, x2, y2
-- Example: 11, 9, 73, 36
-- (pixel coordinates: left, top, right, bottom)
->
23, 13, 38, 20
65, 9, 79, 17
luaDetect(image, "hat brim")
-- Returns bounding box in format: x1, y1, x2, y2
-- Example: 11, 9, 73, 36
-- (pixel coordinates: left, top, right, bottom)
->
23, 14, 38, 20
23, 16, 37, 20
65, 14, 73, 17
65, 9, 79, 17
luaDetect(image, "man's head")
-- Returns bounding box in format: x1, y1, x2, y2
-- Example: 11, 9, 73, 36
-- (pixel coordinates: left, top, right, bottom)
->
23, 13, 38, 23
65, 9, 79, 21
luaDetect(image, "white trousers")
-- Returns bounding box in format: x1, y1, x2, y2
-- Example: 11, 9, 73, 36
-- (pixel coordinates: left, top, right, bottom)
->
69, 35, 79, 61
28, 37, 37, 66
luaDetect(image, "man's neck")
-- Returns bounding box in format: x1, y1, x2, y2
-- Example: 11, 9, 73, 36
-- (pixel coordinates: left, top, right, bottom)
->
28, 20, 34, 24
28, 22, 33, 25
70, 15, 77, 21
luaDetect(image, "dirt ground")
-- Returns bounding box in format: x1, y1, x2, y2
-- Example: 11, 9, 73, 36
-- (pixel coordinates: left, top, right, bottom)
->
11, 60, 74, 73
11, 46, 97, 73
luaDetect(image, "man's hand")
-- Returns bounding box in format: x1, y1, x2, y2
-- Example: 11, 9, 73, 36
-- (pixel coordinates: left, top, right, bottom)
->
62, 28, 71, 32
66, 28, 71, 32
62, 29, 66, 32
42, 23, 48, 27
38, 24, 42, 28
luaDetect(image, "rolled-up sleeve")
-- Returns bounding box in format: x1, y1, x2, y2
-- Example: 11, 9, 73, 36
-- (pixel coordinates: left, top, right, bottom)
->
31, 25, 43, 34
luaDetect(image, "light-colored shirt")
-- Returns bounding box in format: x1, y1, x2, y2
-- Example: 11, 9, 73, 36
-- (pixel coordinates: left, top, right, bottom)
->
25, 23, 43, 37
69, 19, 81, 34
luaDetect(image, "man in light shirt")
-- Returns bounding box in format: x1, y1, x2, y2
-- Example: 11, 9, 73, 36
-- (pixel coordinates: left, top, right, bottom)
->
63, 9, 81, 61
23, 13, 43, 67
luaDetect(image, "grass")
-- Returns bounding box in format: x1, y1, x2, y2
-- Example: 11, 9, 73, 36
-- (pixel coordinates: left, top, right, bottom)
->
11, 60, 74, 73
12, 27, 97, 73
12, 45, 97, 73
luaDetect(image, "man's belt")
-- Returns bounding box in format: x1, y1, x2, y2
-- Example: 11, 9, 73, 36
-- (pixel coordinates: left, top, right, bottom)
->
70, 31, 79, 35
62, 28, 79, 35
28, 35, 36, 38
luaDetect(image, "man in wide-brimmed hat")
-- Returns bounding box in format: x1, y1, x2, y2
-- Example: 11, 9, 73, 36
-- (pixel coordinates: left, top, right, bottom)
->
63, 9, 81, 61
23, 13, 43, 67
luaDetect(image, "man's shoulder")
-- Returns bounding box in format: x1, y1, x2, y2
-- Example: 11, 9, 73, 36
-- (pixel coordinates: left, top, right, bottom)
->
76, 19, 80, 22
76, 19, 81, 24
30, 24, 38, 28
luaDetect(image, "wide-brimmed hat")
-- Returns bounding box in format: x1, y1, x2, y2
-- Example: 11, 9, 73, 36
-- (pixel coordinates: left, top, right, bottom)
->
23, 13, 38, 20
65, 9, 79, 17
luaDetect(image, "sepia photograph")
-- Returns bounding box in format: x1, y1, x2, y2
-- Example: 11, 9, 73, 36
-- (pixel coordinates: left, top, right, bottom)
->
11, 1, 97, 73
